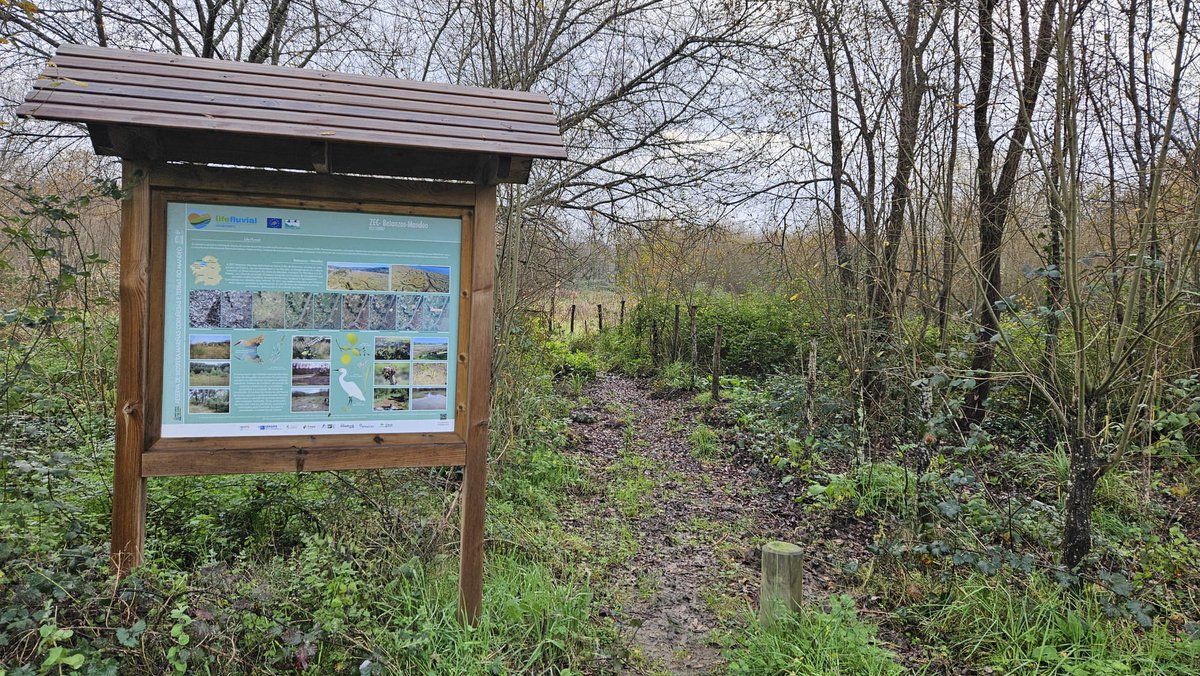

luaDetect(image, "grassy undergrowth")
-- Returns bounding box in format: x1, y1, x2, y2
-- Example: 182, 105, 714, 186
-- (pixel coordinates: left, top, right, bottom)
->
1, 330, 615, 673
701, 371, 1200, 673
722, 596, 902, 675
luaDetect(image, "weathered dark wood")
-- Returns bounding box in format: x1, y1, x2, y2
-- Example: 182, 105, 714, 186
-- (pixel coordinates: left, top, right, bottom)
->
460, 185, 497, 625
110, 125, 525, 183
143, 443, 466, 476
21, 97, 558, 158
711, 324, 723, 402
570, 304, 576, 333
148, 162, 478, 205
53, 44, 552, 107
597, 304, 604, 333
619, 299, 626, 325
17, 45, 567, 184
113, 161, 150, 575
35, 70, 561, 132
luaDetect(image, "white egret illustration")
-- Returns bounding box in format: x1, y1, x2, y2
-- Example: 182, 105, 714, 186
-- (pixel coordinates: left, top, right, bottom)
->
336, 367, 366, 411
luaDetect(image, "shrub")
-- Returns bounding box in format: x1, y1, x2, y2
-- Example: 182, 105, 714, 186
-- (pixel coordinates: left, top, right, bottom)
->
596, 291, 814, 376
546, 340, 599, 382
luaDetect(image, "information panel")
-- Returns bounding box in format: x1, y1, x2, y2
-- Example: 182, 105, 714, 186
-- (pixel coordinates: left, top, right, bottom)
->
161, 202, 461, 437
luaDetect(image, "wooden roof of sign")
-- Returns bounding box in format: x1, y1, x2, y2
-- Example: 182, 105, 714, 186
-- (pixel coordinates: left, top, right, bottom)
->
16, 45, 566, 184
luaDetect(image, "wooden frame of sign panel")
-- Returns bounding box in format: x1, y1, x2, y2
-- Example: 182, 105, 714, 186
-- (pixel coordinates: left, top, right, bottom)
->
112, 161, 495, 621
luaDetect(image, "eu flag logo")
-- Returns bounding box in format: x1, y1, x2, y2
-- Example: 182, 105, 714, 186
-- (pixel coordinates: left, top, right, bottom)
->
267, 218, 282, 229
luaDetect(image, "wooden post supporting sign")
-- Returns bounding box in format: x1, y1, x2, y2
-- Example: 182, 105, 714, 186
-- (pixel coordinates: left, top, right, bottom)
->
112, 161, 150, 575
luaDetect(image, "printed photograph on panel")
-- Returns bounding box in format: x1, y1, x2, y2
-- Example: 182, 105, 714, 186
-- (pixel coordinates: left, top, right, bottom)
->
188, 388, 230, 414
369, 295, 396, 330
219, 291, 252, 329
188, 360, 230, 387
189, 290, 221, 328
374, 336, 411, 361
189, 334, 231, 359
251, 291, 285, 329
411, 388, 448, 411
413, 362, 447, 386
412, 337, 449, 361
391, 265, 450, 293
373, 388, 409, 411
291, 360, 331, 386
373, 362, 411, 386
341, 293, 371, 330
291, 386, 329, 412
292, 335, 331, 360
327, 262, 389, 291
311, 293, 341, 330
284, 292, 314, 329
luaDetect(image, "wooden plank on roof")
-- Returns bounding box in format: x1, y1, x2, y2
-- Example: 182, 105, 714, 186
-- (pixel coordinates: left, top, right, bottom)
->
16, 44, 567, 180
54, 43, 549, 105
47, 52, 557, 117
22, 100, 567, 159
23, 88, 566, 152
32, 67, 559, 130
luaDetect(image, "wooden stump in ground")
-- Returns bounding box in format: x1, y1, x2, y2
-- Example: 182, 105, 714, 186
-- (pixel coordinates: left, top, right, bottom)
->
759, 541, 804, 627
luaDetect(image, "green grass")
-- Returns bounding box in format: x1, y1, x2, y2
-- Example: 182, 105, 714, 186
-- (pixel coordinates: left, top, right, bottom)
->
688, 423, 722, 461
0, 325, 620, 673
907, 572, 1200, 674
722, 595, 903, 675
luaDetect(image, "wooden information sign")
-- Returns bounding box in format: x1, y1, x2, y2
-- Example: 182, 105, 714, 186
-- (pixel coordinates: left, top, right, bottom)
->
17, 45, 566, 624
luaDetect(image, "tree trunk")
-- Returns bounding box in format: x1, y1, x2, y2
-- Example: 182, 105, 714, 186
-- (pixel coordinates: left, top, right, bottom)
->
813, 0, 854, 289
1063, 436, 1099, 570
961, 0, 1060, 428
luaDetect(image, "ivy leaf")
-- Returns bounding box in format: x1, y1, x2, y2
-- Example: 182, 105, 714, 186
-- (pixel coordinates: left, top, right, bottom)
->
936, 500, 961, 518
116, 619, 146, 647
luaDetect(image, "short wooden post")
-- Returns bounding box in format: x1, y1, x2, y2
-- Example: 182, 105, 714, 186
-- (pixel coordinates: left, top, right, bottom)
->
710, 324, 722, 402
569, 304, 576, 333
671, 303, 681, 361
619, 299, 626, 326
112, 160, 151, 576
548, 294, 555, 334
688, 305, 698, 389
759, 541, 804, 626
597, 304, 604, 333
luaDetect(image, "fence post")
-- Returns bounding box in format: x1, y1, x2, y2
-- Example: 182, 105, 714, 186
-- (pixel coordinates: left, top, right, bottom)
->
597, 304, 604, 333
619, 299, 626, 326
759, 541, 804, 627
569, 304, 576, 333
711, 324, 722, 402
548, 294, 555, 334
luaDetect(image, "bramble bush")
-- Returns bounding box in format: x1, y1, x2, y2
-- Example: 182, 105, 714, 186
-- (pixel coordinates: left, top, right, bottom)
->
594, 291, 816, 377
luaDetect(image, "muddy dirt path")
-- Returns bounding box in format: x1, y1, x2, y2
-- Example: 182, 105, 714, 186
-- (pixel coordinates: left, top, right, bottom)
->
565, 373, 841, 674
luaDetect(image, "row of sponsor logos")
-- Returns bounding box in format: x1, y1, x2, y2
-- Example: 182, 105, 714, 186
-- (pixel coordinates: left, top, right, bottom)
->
245, 421, 426, 432
188, 212, 300, 230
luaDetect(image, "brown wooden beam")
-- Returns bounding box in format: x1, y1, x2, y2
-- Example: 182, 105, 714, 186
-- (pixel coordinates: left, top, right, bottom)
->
459, 184, 497, 625
142, 443, 466, 476
112, 161, 151, 575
